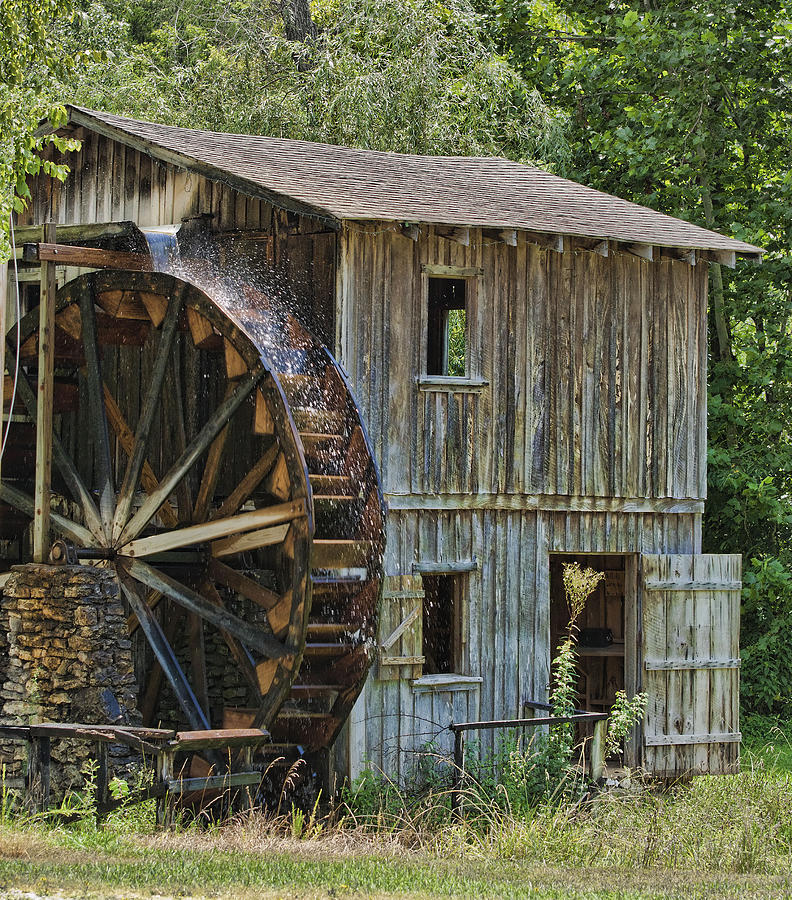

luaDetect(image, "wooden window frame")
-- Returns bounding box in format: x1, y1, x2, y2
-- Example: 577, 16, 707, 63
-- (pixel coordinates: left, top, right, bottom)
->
418, 571, 469, 678
419, 265, 485, 390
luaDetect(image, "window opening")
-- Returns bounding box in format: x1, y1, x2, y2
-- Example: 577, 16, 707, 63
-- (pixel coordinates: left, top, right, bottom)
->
427, 277, 466, 376
422, 574, 464, 674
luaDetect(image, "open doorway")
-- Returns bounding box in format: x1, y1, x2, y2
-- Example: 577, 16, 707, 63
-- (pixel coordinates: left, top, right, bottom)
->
550, 555, 634, 716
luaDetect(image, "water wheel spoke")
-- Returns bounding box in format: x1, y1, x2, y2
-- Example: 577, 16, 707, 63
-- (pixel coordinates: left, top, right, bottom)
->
192, 382, 235, 523
139, 603, 184, 726
118, 368, 265, 546
163, 355, 193, 523
78, 283, 114, 536
118, 573, 209, 731
5, 339, 104, 542
187, 612, 211, 720
126, 588, 162, 636
120, 557, 290, 660
120, 499, 307, 558
102, 385, 178, 528
0, 482, 98, 548
210, 442, 280, 521
113, 286, 185, 537
210, 523, 290, 558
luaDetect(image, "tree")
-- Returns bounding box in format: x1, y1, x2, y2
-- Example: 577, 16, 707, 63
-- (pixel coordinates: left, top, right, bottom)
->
0, 0, 86, 259
55, 0, 568, 161
486, 0, 792, 713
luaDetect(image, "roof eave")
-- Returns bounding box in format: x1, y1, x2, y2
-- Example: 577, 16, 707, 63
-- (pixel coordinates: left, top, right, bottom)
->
344, 217, 764, 261
61, 106, 342, 231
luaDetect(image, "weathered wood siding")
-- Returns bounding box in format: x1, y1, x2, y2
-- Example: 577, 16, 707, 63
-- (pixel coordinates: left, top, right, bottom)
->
337, 222, 708, 780
19, 130, 337, 342
338, 224, 708, 502
346, 508, 699, 780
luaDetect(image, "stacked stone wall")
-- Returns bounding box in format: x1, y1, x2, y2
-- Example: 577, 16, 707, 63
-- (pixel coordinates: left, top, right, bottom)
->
0, 564, 140, 794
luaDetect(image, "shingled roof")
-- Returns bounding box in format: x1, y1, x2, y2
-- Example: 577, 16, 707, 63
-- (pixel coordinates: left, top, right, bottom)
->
64, 106, 762, 258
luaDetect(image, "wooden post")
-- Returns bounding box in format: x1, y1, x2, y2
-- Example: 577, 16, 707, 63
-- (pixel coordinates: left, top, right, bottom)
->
28, 735, 51, 812
155, 748, 174, 828
591, 719, 606, 782
95, 741, 110, 824
33, 222, 56, 562
451, 727, 464, 817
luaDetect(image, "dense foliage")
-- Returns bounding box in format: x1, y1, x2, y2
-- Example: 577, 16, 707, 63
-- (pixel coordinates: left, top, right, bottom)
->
483, 0, 792, 714
3, 0, 792, 712
0, 0, 87, 258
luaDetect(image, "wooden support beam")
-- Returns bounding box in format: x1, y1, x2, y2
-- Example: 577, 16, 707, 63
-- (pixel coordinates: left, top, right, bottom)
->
199, 580, 262, 700
422, 264, 483, 278
399, 223, 420, 241
210, 522, 290, 558
1, 482, 97, 548
193, 383, 235, 522
590, 719, 606, 781
188, 612, 211, 722
23, 242, 154, 272
118, 368, 264, 545
701, 248, 737, 268
12, 221, 139, 246
593, 240, 609, 257
0, 257, 6, 485
162, 355, 193, 524
126, 588, 163, 635
5, 338, 105, 540
435, 226, 470, 246
33, 223, 57, 562
523, 231, 565, 253
207, 557, 281, 610
498, 229, 518, 246
79, 281, 114, 537
28, 735, 51, 811
122, 499, 307, 558
119, 576, 209, 732
622, 242, 654, 261
120, 557, 290, 660
212, 443, 279, 521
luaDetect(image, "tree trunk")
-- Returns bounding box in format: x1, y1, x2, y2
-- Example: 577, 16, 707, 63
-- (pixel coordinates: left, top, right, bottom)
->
696, 144, 732, 362
281, 0, 316, 42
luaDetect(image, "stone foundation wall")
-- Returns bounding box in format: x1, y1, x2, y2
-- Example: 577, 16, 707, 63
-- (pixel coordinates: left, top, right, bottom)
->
0, 564, 140, 794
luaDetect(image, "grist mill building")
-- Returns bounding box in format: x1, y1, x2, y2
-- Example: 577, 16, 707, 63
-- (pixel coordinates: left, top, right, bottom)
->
0, 107, 760, 782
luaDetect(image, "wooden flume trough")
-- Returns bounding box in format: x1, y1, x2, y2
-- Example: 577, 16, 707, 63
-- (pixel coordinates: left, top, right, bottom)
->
1, 236, 386, 773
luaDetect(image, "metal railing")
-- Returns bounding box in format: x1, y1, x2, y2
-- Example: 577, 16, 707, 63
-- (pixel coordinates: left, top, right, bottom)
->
449, 700, 609, 813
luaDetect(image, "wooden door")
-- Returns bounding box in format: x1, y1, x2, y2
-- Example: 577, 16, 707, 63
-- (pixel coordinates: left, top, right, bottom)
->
377, 575, 424, 681
641, 554, 741, 777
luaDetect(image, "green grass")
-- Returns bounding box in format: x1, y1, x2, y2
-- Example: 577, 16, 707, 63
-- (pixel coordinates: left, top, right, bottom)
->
0, 718, 790, 899
742, 714, 792, 773
0, 823, 791, 900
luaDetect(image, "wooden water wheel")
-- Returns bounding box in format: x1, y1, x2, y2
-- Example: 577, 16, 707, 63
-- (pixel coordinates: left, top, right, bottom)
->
1, 265, 385, 755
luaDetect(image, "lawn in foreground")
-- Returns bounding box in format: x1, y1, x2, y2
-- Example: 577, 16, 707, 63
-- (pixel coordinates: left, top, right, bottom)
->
0, 824, 791, 900
0, 717, 789, 900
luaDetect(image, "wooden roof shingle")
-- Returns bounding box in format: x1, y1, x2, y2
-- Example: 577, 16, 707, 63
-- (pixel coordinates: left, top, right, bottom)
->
65, 106, 762, 257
